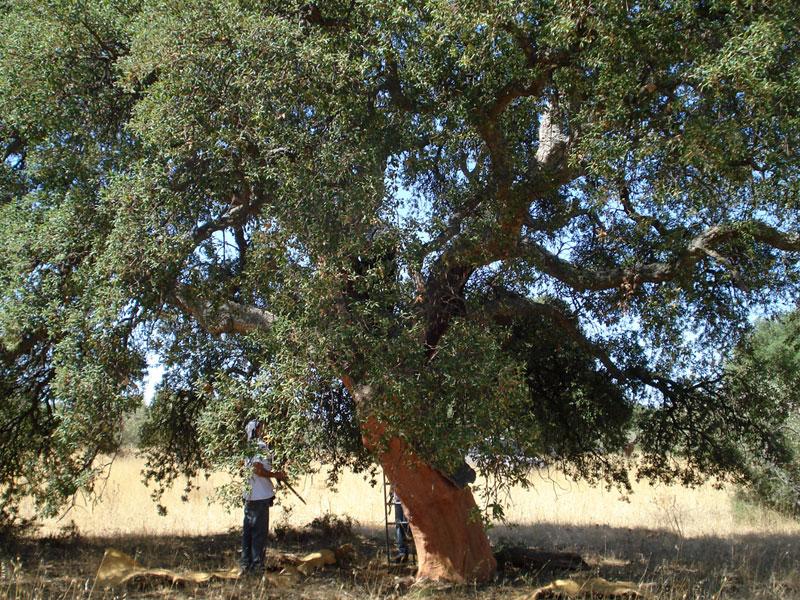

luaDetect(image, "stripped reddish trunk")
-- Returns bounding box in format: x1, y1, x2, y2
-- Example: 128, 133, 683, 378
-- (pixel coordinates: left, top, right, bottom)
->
379, 436, 497, 583
353, 417, 492, 582
342, 378, 496, 582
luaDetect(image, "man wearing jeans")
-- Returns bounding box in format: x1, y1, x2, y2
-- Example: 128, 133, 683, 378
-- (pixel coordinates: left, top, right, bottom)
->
392, 491, 411, 563
240, 419, 286, 576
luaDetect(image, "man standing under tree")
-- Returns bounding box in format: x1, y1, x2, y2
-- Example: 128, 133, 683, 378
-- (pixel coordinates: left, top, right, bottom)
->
241, 419, 286, 576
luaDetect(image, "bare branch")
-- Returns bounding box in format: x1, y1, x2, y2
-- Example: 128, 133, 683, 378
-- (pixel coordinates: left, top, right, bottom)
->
700, 246, 748, 290
169, 284, 277, 336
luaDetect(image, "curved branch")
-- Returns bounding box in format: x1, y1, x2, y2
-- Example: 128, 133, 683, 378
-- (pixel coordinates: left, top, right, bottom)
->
487, 77, 548, 120
188, 186, 271, 248
481, 293, 625, 380
515, 222, 800, 291
524, 198, 587, 233
749, 221, 800, 251
618, 184, 672, 238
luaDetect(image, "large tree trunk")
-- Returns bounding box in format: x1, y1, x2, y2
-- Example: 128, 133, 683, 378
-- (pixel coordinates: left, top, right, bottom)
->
380, 436, 497, 583
354, 416, 494, 582
343, 379, 496, 583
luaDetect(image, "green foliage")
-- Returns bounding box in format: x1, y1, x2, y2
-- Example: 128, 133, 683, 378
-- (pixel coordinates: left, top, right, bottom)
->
724, 311, 800, 515
1, 0, 799, 533
120, 402, 148, 449
500, 311, 633, 488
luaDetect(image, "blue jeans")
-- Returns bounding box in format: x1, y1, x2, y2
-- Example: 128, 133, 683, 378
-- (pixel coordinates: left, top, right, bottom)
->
241, 498, 271, 571
395, 500, 410, 557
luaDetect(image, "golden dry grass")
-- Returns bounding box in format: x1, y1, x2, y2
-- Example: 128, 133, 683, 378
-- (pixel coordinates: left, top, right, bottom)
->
491, 467, 800, 539
25, 454, 800, 543
7, 454, 800, 600
23, 454, 387, 538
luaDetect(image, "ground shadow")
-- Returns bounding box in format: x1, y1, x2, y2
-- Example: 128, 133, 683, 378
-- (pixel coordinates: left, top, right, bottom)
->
489, 521, 800, 598
1, 519, 413, 600
3, 520, 799, 598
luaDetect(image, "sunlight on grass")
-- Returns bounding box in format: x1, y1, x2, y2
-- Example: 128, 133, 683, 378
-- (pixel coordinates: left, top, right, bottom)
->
23, 454, 800, 543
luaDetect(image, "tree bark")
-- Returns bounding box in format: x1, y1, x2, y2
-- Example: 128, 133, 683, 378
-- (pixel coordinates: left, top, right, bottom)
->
361, 416, 496, 583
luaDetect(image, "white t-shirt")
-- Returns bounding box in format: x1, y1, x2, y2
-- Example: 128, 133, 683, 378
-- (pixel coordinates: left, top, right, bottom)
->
243, 442, 276, 501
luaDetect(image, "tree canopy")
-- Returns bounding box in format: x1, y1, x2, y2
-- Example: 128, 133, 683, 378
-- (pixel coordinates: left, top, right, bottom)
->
1, 0, 800, 580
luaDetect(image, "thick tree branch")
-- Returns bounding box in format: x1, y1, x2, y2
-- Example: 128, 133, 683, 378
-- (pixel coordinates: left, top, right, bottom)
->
524, 198, 587, 233
421, 262, 474, 353
188, 187, 271, 248
380, 59, 432, 114
482, 293, 625, 380
515, 222, 800, 291
169, 284, 277, 336
618, 184, 673, 238
500, 23, 576, 69
474, 92, 577, 264
748, 221, 800, 251
486, 77, 548, 120
300, 1, 355, 28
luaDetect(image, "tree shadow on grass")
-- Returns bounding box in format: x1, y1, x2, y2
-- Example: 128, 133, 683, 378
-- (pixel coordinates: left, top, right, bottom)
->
4, 521, 799, 599
2, 520, 400, 600
489, 522, 800, 598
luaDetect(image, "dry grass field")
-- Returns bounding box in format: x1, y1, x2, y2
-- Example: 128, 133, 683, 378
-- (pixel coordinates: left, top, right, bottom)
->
3, 454, 800, 599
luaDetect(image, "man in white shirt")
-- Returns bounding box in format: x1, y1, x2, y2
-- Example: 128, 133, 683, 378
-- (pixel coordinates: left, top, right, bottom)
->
240, 419, 286, 576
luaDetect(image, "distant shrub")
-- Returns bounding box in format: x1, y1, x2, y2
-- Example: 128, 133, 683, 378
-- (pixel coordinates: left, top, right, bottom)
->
725, 312, 800, 517
120, 403, 149, 450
